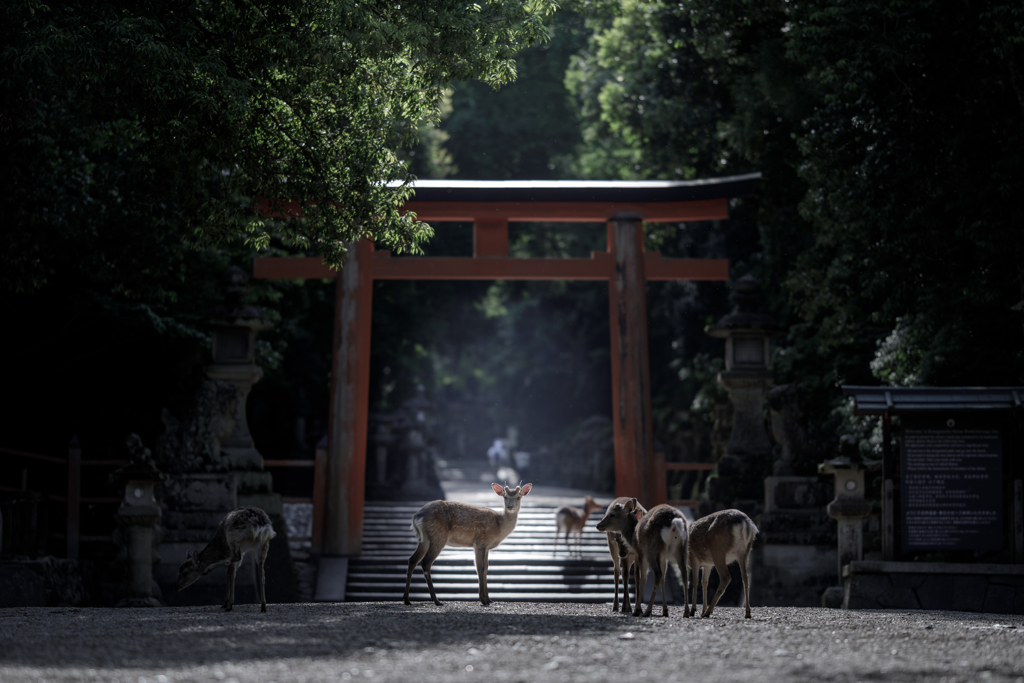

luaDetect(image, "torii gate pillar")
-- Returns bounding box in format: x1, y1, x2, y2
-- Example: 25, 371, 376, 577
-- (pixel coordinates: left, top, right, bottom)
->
323, 239, 373, 556
608, 214, 657, 507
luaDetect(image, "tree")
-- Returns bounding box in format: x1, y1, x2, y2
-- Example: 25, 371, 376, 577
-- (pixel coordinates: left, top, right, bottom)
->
1, 0, 555, 294
0, 0, 554, 458
567, 0, 1024, 464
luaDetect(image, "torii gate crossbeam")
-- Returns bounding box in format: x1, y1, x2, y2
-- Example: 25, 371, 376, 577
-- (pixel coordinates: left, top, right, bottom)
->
253, 174, 760, 556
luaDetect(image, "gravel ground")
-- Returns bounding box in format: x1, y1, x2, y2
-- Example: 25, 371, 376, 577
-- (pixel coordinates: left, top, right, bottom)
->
2, 603, 1023, 683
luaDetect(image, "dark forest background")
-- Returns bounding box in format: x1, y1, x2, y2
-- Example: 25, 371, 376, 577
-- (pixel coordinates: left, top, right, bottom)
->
3, 0, 1022, 495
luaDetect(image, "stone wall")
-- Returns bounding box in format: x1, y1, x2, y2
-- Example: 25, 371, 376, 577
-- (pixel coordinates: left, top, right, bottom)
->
753, 475, 838, 606
844, 561, 1024, 614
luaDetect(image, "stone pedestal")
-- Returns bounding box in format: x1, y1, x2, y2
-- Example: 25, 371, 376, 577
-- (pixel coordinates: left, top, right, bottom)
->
116, 480, 163, 607
753, 475, 836, 607
719, 372, 774, 457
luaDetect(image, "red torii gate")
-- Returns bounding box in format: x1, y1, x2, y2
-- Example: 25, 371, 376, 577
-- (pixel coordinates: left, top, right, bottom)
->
254, 175, 759, 555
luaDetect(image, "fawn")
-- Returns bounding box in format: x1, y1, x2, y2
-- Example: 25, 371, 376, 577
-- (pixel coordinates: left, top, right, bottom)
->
596, 496, 646, 614
687, 508, 758, 618
176, 506, 276, 612
404, 482, 532, 606
554, 495, 602, 556
598, 499, 688, 617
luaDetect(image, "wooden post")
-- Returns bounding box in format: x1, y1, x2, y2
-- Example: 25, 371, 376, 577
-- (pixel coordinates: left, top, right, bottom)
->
311, 435, 328, 555
473, 219, 509, 258
67, 434, 81, 560
882, 412, 893, 561
325, 240, 374, 556
608, 214, 658, 507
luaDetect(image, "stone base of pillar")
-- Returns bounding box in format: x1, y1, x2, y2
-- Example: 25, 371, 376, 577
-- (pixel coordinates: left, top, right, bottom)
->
821, 585, 845, 608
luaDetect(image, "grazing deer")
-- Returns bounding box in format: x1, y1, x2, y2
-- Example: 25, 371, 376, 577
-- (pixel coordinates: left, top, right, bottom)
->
176, 506, 277, 612
554, 495, 602, 556
687, 508, 758, 619
404, 482, 532, 606
595, 497, 646, 613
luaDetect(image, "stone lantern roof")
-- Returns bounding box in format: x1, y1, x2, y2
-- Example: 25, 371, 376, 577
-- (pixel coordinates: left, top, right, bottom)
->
705, 275, 784, 338
211, 266, 271, 328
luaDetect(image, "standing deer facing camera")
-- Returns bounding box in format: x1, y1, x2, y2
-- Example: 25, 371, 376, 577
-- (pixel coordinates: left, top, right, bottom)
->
176, 506, 276, 612
554, 495, 602, 556
404, 483, 532, 606
687, 508, 758, 618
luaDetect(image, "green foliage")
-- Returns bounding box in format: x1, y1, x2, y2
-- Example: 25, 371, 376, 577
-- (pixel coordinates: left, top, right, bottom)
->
441, 8, 591, 179
1, 0, 556, 293
568, 0, 1024, 446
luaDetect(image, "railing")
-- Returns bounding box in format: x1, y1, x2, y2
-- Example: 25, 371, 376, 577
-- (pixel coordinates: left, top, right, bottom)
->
1, 438, 123, 559
662, 459, 716, 509
262, 436, 327, 552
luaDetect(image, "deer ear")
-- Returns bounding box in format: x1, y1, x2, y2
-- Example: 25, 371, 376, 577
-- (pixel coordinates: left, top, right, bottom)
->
492, 483, 504, 496
520, 483, 532, 496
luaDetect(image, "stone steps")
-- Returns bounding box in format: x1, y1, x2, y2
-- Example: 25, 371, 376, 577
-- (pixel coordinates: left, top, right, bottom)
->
347, 503, 621, 603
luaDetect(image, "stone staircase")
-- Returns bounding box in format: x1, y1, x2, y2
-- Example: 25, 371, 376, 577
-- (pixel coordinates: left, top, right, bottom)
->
346, 502, 619, 602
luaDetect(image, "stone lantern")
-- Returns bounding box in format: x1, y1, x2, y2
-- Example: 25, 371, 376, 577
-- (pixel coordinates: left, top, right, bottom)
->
112, 434, 167, 607
207, 266, 273, 471
705, 275, 784, 460
819, 446, 877, 607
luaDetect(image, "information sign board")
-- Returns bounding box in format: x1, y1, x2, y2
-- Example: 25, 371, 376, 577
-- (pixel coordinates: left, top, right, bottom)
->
901, 417, 1003, 552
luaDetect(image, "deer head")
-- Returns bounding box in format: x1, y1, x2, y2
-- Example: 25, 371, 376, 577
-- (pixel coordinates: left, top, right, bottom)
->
595, 497, 643, 533
176, 549, 205, 591
492, 482, 532, 511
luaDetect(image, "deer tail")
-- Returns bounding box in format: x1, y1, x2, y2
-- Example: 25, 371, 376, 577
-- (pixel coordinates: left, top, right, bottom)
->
410, 514, 427, 544
739, 516, 758, 547
670, 517, 689, 583
255, 523, 277, 545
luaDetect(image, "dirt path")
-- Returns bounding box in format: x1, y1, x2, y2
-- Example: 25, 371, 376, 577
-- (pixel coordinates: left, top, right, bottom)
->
2, 603, 1023, 683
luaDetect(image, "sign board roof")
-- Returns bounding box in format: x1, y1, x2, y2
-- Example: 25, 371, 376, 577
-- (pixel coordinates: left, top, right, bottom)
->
842, 386, 1024, 415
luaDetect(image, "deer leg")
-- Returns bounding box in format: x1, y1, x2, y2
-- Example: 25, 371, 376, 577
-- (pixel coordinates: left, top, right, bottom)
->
690, 562, 700, 618
223, 560, 239, 611
474, 546, 491, 606
644, 559, 663, 617
659, 557, 670, 617
703, 556, 732, 618
632, 558, 647, 617
257, 543, 270, 613
405, 540, 430, 605
420, 542, 445, 606
700, 565, 711, 618
623, 556, 636, 614
679, 550, 691, 618
738, 550, 752, 619
610, 545, 621, 612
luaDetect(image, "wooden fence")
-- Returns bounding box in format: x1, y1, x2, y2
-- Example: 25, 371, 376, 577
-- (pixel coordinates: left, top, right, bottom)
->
0, 437, 122, 559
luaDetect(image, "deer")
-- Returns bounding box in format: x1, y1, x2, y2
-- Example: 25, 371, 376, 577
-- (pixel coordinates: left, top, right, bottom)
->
597, 499, 689, 617
687, 508, 758, 619
404, 482, 532, 606
554, 495, 602, 556
176, 506, 277, 612
595, 496, 646, 614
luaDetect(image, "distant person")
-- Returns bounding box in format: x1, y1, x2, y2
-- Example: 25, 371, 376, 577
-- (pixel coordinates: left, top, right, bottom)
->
513, 450, 531, 483
487, 438, 508, 473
